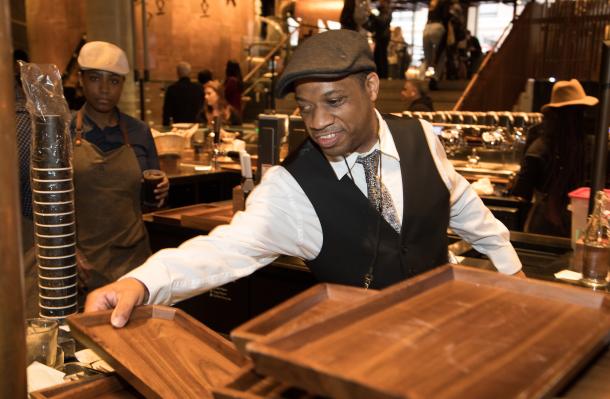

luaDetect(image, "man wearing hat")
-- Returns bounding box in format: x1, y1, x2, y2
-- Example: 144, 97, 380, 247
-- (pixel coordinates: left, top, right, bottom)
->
84, 30, 522, 328
512, 79, 601, 236
73, 41, 169, 290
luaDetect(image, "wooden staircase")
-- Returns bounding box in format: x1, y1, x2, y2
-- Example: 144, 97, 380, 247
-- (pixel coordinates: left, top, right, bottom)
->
271, 79, 468, 116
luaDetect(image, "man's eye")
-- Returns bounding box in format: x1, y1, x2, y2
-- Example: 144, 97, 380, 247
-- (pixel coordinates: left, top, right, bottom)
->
298, 104, 312, 113
111, 79, 120, 85
327, 97, 345, 107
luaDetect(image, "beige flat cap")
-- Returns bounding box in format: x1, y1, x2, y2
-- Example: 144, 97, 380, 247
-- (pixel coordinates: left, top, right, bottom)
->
77, 41, 129, 76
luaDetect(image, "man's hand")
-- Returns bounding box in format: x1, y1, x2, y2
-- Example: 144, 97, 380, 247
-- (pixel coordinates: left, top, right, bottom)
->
154, 175, 170, 207
84, 278, 149, 328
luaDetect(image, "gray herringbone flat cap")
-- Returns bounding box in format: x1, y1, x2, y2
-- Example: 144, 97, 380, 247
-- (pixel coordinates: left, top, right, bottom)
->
275, 29, 376, 98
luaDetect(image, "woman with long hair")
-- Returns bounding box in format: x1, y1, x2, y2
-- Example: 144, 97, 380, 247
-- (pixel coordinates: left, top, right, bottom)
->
198, 80, 242, 127
511, 79, 598, 236
224, 60, 243, 115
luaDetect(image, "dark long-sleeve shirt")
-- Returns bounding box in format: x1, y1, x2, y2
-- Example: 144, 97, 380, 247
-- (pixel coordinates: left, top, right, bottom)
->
162, 77, 204, 126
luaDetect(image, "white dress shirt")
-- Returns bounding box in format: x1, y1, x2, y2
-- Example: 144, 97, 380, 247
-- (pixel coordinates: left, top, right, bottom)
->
126, 111, 522, 305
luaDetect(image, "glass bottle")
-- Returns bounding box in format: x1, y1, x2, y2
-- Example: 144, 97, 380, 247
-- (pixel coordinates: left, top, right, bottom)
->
580, 191, 610, 288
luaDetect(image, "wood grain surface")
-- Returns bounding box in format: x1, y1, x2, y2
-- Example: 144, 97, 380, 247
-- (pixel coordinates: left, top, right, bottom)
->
248, 265, 610, 399
67, 306, 248, 399
181, 204, 234, 231
30, 374, 141, 399
151, 203, 219, 226
231, 283, 377, 356
212, 366, 321, 399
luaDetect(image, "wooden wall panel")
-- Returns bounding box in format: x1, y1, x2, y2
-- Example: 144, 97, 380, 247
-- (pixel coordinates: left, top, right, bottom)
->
25, 0, 256, 81
139, 0, 257, 81
26, 0, 85, 72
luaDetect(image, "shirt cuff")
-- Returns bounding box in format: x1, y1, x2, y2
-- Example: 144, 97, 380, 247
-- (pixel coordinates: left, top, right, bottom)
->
121, 259, 173, 305
484, 245, 523, 275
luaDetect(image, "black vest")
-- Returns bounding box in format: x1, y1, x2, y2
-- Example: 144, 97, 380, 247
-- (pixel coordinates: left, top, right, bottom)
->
283, 116, 449, 289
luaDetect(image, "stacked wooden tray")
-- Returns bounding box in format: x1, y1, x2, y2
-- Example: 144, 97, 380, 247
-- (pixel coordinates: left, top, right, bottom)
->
66, 306, 248, 398
213, 283, 376, 398
245, 265, 610, 399
41, 265, 610, 399
151, 203, 233, 231
30, 374, 141, 399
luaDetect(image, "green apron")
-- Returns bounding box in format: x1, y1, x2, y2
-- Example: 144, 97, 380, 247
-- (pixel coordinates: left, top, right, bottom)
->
73, 108, 151, 290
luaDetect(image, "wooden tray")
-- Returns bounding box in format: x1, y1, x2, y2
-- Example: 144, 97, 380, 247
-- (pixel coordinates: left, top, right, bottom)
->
30, 374, 142, 398
67, 305, 248, 399
151, 203, 218, 226
231, 283, 377, 356
212, 366, 320, 399
181, 204, 233, 231
248, 265, 610, 399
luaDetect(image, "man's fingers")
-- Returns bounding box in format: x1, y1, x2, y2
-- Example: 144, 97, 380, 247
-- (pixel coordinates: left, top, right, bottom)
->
83, 278, 148, 328
110, 290, 140, 328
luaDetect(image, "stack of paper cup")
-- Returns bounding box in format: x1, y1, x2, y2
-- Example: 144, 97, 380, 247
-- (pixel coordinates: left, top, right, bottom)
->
31, 115, 78, 319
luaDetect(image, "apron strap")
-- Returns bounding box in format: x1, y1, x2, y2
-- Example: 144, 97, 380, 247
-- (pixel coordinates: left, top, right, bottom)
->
75, 106, 131, 147
118, 116, 131, 147
75, 108, 84, 145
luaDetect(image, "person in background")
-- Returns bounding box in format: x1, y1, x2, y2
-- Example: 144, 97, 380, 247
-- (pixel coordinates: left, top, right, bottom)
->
73, 41, 169, 290
387, 26, 409, 80
340, 0, 371, 34
14, 49, 39, 318
423, 0, 450, 89
198, 80, 242, 127
162, 61, 204, 126
84, 30, 523, 328
198, 69, 213, 86
366, 0, 392, 79
511, 79, 598, 237
465, 30, 482, 78
224, 60, 243, 116
401, 79, 434, 112
445, 0, 466, 80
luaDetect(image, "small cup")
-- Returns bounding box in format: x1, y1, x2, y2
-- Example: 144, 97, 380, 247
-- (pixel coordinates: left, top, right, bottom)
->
35, 223, 75, 237
38, 265, 77, 279
26, 318, 59, 367
39, 303, 78, 319
142, 169, 166, 208
39, 284, 77, 298
31, 168, 72, 181
38, 254, 77, 269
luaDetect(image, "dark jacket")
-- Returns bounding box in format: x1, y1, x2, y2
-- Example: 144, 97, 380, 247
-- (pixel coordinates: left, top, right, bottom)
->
162, 77, 204, 126
409, 95, 435, 112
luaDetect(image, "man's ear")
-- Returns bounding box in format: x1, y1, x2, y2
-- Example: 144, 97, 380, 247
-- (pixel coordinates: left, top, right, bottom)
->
364, 72, 380, 102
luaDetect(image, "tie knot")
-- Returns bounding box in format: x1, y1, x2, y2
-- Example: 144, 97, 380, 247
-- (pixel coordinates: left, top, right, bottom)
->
356, 149, 380, 171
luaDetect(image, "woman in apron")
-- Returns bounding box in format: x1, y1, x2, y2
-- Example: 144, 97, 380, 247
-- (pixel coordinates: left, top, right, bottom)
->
73, 41, 169, 290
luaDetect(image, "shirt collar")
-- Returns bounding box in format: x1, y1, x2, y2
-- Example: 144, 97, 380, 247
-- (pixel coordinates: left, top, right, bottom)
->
81, 105, 122, 133
327, 109, 400, 180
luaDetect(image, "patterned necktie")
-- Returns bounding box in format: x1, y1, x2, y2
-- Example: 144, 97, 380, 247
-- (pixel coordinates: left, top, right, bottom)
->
356, 150, 401, 233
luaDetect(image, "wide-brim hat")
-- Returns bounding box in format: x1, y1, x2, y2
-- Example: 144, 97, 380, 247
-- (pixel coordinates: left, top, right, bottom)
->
77, 41, 129, 76
275, 29, 376, 98
541, 79, 598, 110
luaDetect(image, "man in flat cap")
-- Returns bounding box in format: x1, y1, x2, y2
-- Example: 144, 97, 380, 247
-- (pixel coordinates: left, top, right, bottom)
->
72, 41, 169, 290
85, 30, 523, 328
